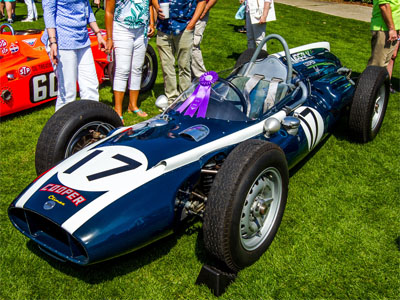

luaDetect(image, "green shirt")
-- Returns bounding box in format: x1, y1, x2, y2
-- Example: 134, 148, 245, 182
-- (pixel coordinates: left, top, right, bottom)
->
371, 0, 400, 31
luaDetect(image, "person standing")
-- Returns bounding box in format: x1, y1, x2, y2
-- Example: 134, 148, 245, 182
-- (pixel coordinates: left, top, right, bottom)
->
191, 0, 217, 79
367, 0, 399, 78
41, 0, 106, 111
243, 0, 275, 50
154, 0, 206, 104
105, 0, 155, 120
4, 0, 15, 23
0, 1, 5, 20
22, 0, 38, 22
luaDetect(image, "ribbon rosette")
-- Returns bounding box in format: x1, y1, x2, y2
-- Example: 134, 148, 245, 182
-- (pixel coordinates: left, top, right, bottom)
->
177, 71, 218, 118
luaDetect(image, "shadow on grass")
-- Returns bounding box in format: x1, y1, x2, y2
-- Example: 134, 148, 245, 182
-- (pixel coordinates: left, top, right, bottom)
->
26, 218, 203, 284
0, 100, 54, 122
98, 81, 165, 110
391, 75, 399, 92
226, 23, 247, 34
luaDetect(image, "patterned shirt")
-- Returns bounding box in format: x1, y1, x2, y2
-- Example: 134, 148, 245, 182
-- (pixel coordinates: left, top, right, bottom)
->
114, 0, 150, 37
156, 0, 205, 35
41, 0, 96, 50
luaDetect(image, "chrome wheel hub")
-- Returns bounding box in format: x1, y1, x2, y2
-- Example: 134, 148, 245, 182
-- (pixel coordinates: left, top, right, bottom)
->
240, 167, 282, 251
371, 85, 386, 131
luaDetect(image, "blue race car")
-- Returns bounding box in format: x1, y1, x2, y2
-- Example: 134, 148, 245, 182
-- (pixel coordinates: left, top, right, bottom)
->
8, 34, 390, 272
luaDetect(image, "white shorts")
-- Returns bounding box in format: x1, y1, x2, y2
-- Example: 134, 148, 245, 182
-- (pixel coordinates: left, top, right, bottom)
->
112, 22, 147, 91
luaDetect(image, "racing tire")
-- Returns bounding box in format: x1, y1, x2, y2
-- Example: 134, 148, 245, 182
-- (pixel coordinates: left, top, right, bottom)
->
35, 100, 123, 176
348, 66, 390, 143
203, 140, 288, 272
107, 44, 157, 93
234, 48, 269, 69
140, 44, 158, 93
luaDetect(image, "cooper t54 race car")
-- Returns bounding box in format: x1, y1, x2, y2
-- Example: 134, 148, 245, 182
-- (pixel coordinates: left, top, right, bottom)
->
8, 34, 390, 272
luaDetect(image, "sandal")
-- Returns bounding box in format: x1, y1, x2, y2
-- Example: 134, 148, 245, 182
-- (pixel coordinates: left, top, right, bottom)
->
128, 108, 148, 117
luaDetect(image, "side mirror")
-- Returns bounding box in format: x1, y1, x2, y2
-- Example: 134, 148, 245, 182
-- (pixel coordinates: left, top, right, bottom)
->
155, 95, 169, 111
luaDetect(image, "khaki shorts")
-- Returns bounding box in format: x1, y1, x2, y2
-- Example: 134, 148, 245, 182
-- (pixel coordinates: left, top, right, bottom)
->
368, 30, 399, 67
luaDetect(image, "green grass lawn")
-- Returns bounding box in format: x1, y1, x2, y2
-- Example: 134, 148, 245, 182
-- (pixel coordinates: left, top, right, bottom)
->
1, 1, 399, 299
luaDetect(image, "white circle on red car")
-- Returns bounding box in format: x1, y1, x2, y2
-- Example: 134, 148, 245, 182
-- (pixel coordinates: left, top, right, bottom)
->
0, 39, 7, 48
19, 66, 31, 76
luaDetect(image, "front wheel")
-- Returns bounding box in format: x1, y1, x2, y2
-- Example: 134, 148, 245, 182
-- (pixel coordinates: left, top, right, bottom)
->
35, 100, 123, 175
348, 66, 390, 143
203, 140, 288, 271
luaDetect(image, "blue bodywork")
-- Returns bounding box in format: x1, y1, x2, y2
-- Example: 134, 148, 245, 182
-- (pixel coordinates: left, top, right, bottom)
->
8, 45, 355, 265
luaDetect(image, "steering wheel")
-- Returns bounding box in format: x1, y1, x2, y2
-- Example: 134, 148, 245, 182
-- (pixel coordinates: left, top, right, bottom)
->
243, 34, 293, 85
0, 23, 15, 35
217, 78, 248, 114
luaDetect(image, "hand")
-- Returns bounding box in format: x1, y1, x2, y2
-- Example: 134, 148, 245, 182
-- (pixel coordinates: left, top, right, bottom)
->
388, 29, 397, 42
50, 44, 58, 66
240, 0, 245, 4
148, 24, 155, 37
158, 7, 166, 20
94, 0, 100, 8
105, 39, 113, 54
199, 9, 208, 20
97, 33, 107, 51
186, 22, 195, 31
259, 15, 267, 24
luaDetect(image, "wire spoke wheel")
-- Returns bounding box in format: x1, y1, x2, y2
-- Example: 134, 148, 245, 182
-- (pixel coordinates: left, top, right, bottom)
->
65, 121, 116, 157
35, 100, 123, 175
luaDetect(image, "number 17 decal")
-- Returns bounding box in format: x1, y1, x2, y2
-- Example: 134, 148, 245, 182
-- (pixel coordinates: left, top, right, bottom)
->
58, 146, 148, 192
64, 150, 142, 181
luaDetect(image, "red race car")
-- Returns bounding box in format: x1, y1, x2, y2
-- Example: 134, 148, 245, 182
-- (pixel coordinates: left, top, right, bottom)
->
0, 23, 158, 117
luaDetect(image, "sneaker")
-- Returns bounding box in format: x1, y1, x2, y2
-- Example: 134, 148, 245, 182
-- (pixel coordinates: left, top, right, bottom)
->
7, 19, 13, 24
238, 26, 246, 33
21, 17, 34, 22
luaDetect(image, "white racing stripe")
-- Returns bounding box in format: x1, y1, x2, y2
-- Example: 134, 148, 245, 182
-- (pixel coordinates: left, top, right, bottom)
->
61, 118, 271, 234
15, 130, 122, 208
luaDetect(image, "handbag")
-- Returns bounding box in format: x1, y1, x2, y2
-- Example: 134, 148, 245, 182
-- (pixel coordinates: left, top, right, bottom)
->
235, 3, 246, 20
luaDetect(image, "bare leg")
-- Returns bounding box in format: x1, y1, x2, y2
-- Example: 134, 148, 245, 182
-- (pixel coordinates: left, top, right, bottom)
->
0, 2, 5, 18
128, 89, 147, 117
5, 1, 12, 20
113, 90, 125, 119
387, 41, 399, 78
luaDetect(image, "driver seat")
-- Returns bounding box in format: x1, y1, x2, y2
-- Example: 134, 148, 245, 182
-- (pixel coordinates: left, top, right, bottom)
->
232, 56, 290, 118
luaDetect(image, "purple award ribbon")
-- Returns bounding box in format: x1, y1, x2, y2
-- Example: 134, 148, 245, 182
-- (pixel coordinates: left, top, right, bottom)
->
176, 71, 218, 118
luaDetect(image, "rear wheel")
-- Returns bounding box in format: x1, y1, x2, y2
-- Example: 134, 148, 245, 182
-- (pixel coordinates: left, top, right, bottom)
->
349, 66, 390, 143
140, 44, 158, 93
35, 100, 123, 175
203, 140, 288, 271
107, 44, 157, 93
